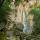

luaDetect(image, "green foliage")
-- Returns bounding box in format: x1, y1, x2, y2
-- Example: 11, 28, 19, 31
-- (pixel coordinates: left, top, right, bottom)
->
15, 0, 21, 6
1, 0, 11, 11
0, 0, 11, 22
30, 6, 40, 35
0, 0, 11, 40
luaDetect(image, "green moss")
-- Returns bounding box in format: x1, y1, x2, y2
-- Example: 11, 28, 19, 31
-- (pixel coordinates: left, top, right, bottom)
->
0, 32, 6, 40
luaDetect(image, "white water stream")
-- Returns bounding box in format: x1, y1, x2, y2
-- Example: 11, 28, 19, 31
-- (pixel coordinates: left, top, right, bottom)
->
22, 11, 30, 33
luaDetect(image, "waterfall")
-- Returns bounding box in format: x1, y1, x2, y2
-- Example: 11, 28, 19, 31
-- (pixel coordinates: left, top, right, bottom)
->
23, 11, 30, 33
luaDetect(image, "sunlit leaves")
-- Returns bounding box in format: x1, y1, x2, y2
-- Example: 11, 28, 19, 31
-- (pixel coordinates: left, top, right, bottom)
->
1, 0, 11, 11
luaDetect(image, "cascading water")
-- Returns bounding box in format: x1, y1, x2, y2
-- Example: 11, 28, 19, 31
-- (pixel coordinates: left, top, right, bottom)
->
23, 11, 30, 33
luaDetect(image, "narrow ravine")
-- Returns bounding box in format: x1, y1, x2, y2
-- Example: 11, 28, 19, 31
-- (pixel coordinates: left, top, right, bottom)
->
6, 0, 34, 40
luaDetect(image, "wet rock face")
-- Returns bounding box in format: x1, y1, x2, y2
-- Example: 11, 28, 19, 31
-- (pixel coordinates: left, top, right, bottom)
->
24, 0, 30, 2
16, 23, 24, 31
